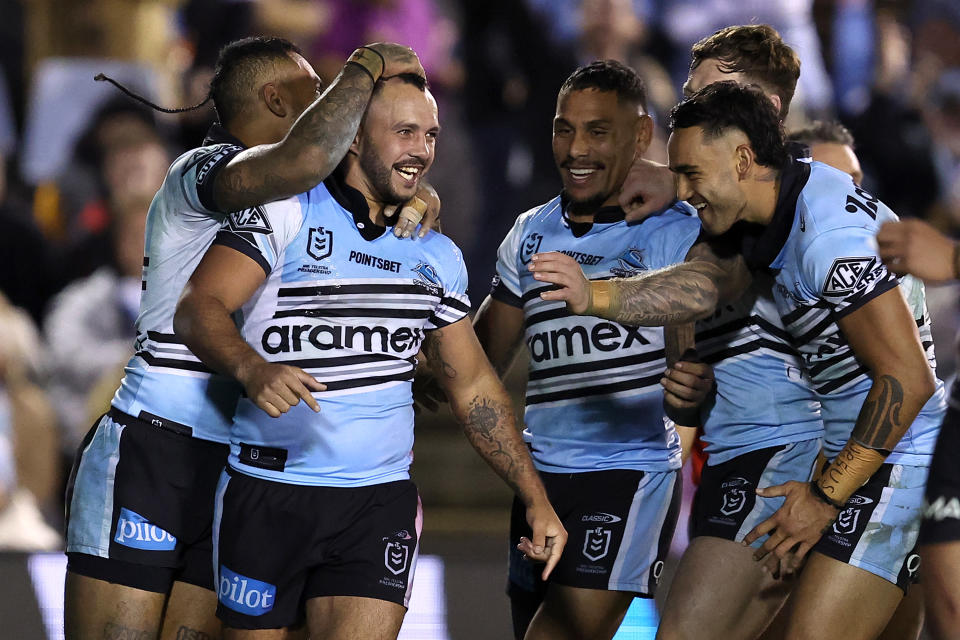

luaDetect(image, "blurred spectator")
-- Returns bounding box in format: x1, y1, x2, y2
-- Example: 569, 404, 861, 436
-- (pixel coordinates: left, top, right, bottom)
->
45, 141, 167, 455
788, 119, 863, 184
924, 69, 960, 231
0, 293, 61, 550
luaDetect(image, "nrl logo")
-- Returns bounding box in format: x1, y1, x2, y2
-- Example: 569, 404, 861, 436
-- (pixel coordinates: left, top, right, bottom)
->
384, 541, 410, 576
582, 527, 611, 562
307, 227, 333, 261
832, 507, 861, 535
520, 233, 543, 265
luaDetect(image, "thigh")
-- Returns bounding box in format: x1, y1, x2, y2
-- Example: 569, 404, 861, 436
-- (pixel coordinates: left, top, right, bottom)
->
306, 595, 406, 640
160, 580, 222, 640
64, 571, 166, 640
657, 536, 792, 640
778, 553, 903, 640
920, 541, 960, 640
524, 583, 634, 640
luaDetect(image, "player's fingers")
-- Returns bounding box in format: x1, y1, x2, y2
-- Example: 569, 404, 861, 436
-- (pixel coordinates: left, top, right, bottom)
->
660, 378, 701, 402
663, 390, 697, 410
663, 369, 710, 392
297, 369, 327, 393
754, 482, 789, 498
791, 541, 815, 571
259, 399, 282, 418
292, 373, 322, 413
270, 379, 301, 408
541, 538, 562, 581
673, 360, 713, 379
743, 516, 777, 546
538, 288, 570, 301
753, 530, 783, 561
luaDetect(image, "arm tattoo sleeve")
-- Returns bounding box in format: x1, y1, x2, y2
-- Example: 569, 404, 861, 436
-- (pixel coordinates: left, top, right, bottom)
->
609, 262, 725, 326
423, 330, 457, 380
213, 65, 374, 212
852, 374, 905, 453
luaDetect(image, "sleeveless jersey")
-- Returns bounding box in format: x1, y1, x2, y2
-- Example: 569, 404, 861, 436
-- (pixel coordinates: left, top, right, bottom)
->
214, 173, 470, 486
744, 160, 945, 465
111, 125, 248, 443
492, 197, 699, 473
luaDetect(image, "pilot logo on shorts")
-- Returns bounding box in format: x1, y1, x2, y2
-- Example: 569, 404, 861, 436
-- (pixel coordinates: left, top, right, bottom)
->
385, 541, 410, 575
307, 227, 333, 261
520, 233, 543, 265
218, 565, 276, 616
113, 508, 177, 551
720, 477, 751, 516
582, 527, 611, 562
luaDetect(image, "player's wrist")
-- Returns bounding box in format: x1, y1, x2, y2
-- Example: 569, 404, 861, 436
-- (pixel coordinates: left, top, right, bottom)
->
809, 480, 844, 510
817, 441, 886, 506
346, 47, 384, 84
584, 280, 615, 317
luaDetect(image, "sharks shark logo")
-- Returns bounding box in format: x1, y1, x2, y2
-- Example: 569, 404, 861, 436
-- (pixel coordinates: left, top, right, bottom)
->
412, 262, 442, 295
611, 248, 647, 277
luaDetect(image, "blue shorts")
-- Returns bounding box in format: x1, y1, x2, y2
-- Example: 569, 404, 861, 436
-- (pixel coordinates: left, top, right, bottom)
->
814, 462, 926, 592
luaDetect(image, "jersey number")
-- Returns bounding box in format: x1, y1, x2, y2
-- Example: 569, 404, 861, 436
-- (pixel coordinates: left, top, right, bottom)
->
844, 188, 878, 220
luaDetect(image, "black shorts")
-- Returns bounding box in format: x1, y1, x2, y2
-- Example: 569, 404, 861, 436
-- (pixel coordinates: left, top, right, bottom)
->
508, 468, 680, 598
65, 408, 229, 592
691, 440, 819, 547
214, 469, 421, 629
920, 402, 960, 545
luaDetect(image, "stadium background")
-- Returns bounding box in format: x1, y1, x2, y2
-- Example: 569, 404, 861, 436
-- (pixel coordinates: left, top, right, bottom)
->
0, 0, 958, 637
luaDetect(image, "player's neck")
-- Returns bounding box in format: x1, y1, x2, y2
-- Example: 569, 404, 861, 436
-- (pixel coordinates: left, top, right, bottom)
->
742, 168, 781, 226
227, 120, 283, 148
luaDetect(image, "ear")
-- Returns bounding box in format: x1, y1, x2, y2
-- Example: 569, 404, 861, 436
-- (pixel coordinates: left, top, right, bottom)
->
634, 114, 654, 157
261, 82, 287, 118
347, 131, 361, 157
735, 143, 755, 179
768, 94, 782, 118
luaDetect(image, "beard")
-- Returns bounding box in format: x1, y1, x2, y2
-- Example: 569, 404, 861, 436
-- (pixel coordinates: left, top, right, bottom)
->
357, 138, 408, 207
562, 188, 610, 216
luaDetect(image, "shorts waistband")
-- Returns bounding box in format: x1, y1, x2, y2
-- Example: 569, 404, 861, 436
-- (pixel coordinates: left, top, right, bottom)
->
108, 407, 194, 437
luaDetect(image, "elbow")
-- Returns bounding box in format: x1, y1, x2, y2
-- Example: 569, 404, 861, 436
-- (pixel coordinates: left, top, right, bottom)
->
688, 288, 719, 322
172, 295, 196, 348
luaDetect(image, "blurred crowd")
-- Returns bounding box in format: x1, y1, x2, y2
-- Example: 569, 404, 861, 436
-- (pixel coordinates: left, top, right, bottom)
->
0, 0, 959, 550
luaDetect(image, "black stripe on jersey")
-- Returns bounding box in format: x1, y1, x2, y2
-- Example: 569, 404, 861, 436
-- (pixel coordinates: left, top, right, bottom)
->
700, 339, 796, 365
816, 364, 870, 394
528, 350, 665, 382
213, 231, 271, 276
527, 373, 662, 405
522, 284, 558, 304
782, 299, 830, 325
143, 257, 150, 266
922, 340, 934, 351
278, 284, 436, 297
319, 369, 415, 392
695, 316, 752, 343
525, 307, 571, 328
752, 315, 794, 344
491, 280, 522, 308
273, 308, 434, 320
146, 331, 185, 345
832, 276, 899, 320
138, 351, 214, 374
440, 296, 472, 314
807, 350, 859, 379
792, 314, 835, 346
275, 354, 417, 369
428, 313, 467, 329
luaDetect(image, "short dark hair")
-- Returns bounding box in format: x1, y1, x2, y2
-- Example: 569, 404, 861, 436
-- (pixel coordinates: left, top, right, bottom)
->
690, 24, 800, 118
788, 120, 855, 148
210, 37, 303, 126
559, 60, 648, 112
670, 81, 788, 168
372, 72, 429, 98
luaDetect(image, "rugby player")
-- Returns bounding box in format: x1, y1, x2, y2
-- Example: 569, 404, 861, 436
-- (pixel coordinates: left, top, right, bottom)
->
788, 120, 863, 186
173, 73, 566, 638
64, 37, 429, 640
521, 27, 826, 640
472, 60, 711, 640
533, 81, 945, 640
877, 216, 960, 640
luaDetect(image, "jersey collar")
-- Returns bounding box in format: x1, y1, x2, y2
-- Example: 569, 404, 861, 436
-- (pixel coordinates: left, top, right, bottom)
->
559, 192, 626, 238
323, 168, 397, 242
202, 124, 247, 149
741, 155, 811, 270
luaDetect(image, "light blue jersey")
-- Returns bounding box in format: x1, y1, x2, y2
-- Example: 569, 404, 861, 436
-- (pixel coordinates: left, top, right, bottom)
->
215, 173, 470, 486
111, 126, 248, 443
492, 197, 700, 473
744, 160, 945, 465
695, 273, 823, 464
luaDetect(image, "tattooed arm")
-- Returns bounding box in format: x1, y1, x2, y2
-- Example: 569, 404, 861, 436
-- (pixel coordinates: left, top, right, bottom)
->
744, 286, 935, 568
530, 240, 752, 326
212, 43, 424, 213
422, 318, 567, 578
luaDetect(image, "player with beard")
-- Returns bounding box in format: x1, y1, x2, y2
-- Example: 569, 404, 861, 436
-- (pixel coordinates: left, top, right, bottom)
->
173, 73, 566, 639
472, 60, 714, 640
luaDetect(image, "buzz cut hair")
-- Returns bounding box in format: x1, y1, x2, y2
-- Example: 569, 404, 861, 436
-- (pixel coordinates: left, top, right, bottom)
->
559, 59, 648, 112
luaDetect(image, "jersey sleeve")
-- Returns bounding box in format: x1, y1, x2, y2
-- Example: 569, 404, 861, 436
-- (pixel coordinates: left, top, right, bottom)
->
174, 143, 244, 215
799, 226, 899, 318
653, 203, 702, 267
211, 198, 305, 276
489, 216, 525, 308
426, 245, 472, 330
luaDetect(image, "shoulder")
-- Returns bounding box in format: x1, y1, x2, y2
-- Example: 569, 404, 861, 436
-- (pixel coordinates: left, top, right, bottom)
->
639, 200, 700, 233
512, 196, 564, 231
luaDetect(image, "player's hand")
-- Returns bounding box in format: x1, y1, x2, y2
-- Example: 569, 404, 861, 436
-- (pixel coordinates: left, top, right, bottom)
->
392, 182, 441, 239
618, 158, 676, 222
662, 358, 714, 410
238, 361, 326, 417
518, 500, 568, 581
876, 219, 958, 284
529, 252, 592, 314
363, 42, 425, 79
412, 368, 447, 413
742, 481, 840, 571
